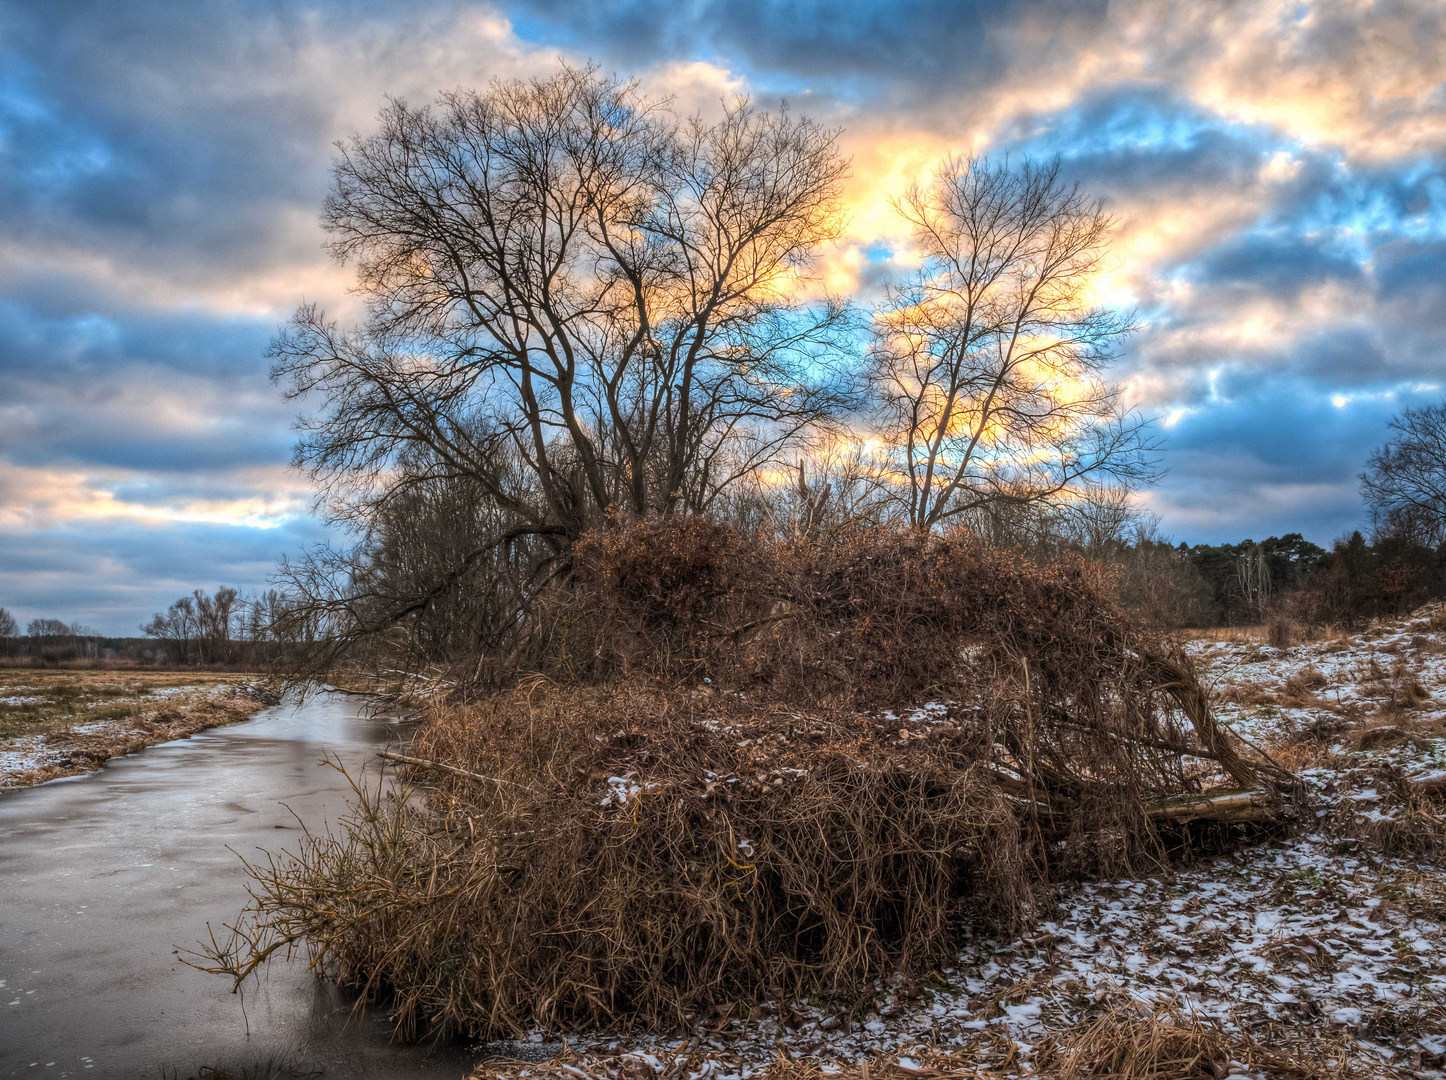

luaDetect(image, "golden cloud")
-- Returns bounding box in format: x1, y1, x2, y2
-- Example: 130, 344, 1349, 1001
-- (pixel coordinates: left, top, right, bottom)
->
0, 463, 312, 532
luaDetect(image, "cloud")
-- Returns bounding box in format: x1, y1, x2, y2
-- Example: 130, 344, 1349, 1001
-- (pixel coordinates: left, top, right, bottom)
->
0, 516, 327, 636
3, 0, 1446, 631
1138, 375, 1426, 543
0, 460, 312, 531
0, 1, 553, 320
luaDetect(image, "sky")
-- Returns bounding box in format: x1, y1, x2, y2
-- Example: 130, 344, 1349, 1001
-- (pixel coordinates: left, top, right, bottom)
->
0, 0, 1444, 634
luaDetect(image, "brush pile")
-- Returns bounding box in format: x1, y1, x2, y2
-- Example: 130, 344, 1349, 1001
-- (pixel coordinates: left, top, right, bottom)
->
201, 519, 1283, 1038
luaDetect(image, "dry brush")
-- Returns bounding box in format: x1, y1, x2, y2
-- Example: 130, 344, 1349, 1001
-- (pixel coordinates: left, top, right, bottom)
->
198, 520, 1285, 1039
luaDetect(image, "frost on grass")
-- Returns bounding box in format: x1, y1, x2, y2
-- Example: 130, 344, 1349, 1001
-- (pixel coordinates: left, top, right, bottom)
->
0, 673, 269, 787
462, 608, 1446, 1080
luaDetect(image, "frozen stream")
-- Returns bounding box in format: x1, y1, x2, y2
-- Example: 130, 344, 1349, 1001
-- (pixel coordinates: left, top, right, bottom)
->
0, 693, 476, 1078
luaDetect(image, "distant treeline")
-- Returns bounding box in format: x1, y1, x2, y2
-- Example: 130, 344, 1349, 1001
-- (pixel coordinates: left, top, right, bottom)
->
0, 634, 172, 666
1102, 528, 1444, 630
0, 525, 1439, 672
0, 588, 294, 668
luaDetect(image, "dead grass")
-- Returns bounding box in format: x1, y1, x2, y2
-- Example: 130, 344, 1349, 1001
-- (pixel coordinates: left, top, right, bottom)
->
1325, 763, 1446, 857
1270, 740, 1344, 773
1217, 680, 1279, 708
465, 1005, 1355, 1080
0, 670, 244, 738
0, 671, 269, 787
1033, 999, 1327, 1080
471, 1039, 1024, 1080
1178, 625, 1352, 648
1178, 626, 1269, 644
1277, 669, 1340, 714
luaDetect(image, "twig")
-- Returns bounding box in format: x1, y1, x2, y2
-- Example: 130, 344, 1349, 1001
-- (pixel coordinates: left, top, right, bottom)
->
377, 749, 538, 792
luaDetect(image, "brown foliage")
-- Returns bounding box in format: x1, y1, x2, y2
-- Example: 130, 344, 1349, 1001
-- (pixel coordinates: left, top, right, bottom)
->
209, 690, 1030, 1037
1268, 615, 1295, 651
565, 522, 1235, 722
1034, 999, 1324, 1079
199, 519, 1272, 1039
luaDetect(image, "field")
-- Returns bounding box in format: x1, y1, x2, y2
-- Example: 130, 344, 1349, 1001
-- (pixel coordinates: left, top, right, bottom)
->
0, 670, 270, 787
467, 609, 1446, 1080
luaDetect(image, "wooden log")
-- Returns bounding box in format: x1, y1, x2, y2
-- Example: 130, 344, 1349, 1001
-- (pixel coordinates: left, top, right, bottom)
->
1146, 788, 1276, 824
1409, 772, 1446, 800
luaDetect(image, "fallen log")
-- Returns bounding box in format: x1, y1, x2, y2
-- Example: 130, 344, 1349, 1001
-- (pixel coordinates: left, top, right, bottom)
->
1145, 788, 1276, 825
1408, 771, 1446, 800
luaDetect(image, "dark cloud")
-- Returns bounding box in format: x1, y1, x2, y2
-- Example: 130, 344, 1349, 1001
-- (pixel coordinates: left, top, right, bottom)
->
1144, 377, 1425, 544
998, 87, 1271, 187
1191, 234, 1365, 296
0, 302, 291, 472
511, 0, 1112, 98
0, 517, 328, 635
0, 302, 274, 378
0, 3, 332, 280
2, 0, 1445, 628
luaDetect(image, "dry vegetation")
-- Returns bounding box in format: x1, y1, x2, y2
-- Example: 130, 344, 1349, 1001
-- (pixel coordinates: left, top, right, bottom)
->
0, 670, 271, 787
199, 520, 1290, 1053
179, 527, 1446, 1079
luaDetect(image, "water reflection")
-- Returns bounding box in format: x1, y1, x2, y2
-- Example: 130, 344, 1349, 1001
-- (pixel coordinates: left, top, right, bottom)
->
0, 694, 475, 1078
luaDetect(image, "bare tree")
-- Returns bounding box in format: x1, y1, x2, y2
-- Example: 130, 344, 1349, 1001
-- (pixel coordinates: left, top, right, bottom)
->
1234, 543, 1271, 620
193, 587, 241, 663
242, 589, 287, 641
142, 597, 198, 664
868, 155, 1154, 530
273, 65, 857, 551
1054, 486, 1146, 553
1361, 402, 1446, 546
27, 618, 72, 637
0, 607, 16, 637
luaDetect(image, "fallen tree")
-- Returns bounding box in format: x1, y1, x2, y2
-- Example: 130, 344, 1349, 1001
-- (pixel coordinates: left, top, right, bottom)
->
197, 520, 1287, 1038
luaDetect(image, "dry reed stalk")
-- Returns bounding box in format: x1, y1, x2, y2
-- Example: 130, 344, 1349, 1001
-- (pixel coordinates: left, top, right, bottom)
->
1033, 999, 1324, 1079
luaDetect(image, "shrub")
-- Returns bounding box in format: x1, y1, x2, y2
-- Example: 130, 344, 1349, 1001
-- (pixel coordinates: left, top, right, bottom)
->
202, 519, 1271, 1038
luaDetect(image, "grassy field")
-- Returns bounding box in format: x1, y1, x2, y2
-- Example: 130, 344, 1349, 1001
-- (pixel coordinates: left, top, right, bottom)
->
0, 670, 269, 787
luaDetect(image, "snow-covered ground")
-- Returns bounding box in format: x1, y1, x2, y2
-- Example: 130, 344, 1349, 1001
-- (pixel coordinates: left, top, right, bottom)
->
0, 678, 264, 787
473, 611, 1446, 1080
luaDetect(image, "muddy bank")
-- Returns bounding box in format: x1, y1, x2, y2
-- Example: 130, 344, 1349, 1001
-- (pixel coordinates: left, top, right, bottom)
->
0, 693, 475, 1079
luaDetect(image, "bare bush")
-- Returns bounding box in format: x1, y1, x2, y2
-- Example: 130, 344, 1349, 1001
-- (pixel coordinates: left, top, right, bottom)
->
198, 520, 1279, 1038
1268, 614, 1295, 651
